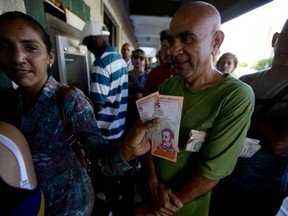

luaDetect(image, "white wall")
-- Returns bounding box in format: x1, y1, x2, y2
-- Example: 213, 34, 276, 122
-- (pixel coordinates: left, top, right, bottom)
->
84, 0, 103, 21
104, 0, 135, 50
0, 0, 26, 14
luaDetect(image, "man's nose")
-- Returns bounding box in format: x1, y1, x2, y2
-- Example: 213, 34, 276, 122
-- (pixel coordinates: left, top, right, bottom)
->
169, 40, 182, 57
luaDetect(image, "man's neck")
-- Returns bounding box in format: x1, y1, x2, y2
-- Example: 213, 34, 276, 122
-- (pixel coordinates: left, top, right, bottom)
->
268, 65, 288, 78
184, 69, 225, 90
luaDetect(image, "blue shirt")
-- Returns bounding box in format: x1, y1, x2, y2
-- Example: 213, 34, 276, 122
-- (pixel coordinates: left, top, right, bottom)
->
0, 178, 44, 216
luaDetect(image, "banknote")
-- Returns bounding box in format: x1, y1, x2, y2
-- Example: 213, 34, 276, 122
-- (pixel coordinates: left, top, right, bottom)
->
185, 129, 208, 152
185, 129, 261, 158
239, 138, 261, 157
136, 92, 159, 123
136, 92, 183, 162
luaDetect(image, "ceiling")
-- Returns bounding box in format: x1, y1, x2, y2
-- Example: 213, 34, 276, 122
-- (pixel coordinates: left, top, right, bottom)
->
127, 0, 272, 55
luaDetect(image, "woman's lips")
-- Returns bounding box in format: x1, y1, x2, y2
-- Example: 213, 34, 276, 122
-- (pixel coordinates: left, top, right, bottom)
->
15, 69, 31, 75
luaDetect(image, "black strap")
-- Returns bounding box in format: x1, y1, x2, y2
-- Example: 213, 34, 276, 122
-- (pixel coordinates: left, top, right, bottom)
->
256, 84, 288, 118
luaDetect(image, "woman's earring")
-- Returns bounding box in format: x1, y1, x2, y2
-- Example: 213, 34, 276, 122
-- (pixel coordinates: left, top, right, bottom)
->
49, 64, 52, 68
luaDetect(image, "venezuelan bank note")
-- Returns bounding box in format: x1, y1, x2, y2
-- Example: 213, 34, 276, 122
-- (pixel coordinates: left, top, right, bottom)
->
185, 130, 208, 152
136, 92, 183, 162
239, 138, 261, 157
136, 92, 159, 123
185, 129, 261, 157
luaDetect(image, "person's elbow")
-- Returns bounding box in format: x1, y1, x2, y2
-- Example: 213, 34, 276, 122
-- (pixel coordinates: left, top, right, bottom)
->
94, 104, 103, 113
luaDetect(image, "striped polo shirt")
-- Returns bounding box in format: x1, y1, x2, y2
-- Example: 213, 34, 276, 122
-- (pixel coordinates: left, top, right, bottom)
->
90, 47, 128, 141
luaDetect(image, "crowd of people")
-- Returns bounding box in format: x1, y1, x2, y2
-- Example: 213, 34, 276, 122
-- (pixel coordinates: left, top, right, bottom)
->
0, 1, 288, 216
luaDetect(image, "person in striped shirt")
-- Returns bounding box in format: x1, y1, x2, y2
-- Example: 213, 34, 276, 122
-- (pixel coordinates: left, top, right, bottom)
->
80, 20, 128, 145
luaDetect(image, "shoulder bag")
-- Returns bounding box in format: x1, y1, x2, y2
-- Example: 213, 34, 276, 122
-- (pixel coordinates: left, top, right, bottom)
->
56, 85, 94, 175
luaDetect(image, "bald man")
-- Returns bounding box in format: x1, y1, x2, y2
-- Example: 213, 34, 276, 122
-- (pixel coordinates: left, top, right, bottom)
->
139, 2, 254, 216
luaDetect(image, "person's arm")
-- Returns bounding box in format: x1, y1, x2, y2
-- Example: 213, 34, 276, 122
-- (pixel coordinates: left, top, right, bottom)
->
139, 155, 218, 216
0, 121, 37, 190
172, 171, 219, 204
90, 65, 109, 112
139, 153, 183, 215
93, 104, 103, 113
92, 118, 161, 176
66, 90, 160, 176
251, 120, 288, 154
141, 154, 217, 214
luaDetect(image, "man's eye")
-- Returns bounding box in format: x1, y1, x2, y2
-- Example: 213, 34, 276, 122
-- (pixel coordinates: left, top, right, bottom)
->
181, 35, 192, 43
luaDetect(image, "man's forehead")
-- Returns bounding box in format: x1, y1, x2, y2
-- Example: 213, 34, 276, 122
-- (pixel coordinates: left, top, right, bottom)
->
168, 27, 199, 40
169, 3, 220, 37
169, 16, 202, 34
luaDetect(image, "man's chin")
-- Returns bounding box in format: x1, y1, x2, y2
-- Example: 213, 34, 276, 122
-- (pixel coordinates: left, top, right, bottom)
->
174, 62, 187, 71
175, 67, 186, 77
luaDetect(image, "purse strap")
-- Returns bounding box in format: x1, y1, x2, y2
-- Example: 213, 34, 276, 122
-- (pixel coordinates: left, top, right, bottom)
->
56, 85, 88, 169
255, 84, 288, 118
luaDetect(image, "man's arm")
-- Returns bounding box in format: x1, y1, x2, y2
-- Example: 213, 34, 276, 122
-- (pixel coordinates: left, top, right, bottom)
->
139, 154, 219, 214
139, 152, 183, 215
93, 104, 103, 113
139, 165, 218, 215
251, 120, 288, 154
172, 171, 219, 204
90, 65, 109, 113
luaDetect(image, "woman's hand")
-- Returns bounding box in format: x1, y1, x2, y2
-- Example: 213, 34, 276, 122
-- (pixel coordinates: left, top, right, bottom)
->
121, 118, 160, 161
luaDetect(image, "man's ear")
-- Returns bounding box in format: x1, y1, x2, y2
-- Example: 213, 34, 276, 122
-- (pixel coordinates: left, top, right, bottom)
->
272, 32, 279, 48
48, 48, 55, 65
212, 30, 224, 57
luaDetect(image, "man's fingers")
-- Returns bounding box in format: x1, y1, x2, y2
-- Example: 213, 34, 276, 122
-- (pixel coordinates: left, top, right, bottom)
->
169, 193, 183, 208
156, 206, 176, 216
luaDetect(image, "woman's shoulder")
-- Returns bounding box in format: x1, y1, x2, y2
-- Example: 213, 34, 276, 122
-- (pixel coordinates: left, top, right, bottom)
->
0, 122, 44, 215
0, 122, 37, 189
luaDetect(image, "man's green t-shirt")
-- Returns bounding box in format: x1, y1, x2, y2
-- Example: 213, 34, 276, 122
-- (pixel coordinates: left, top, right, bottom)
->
154, 74, 254, 216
